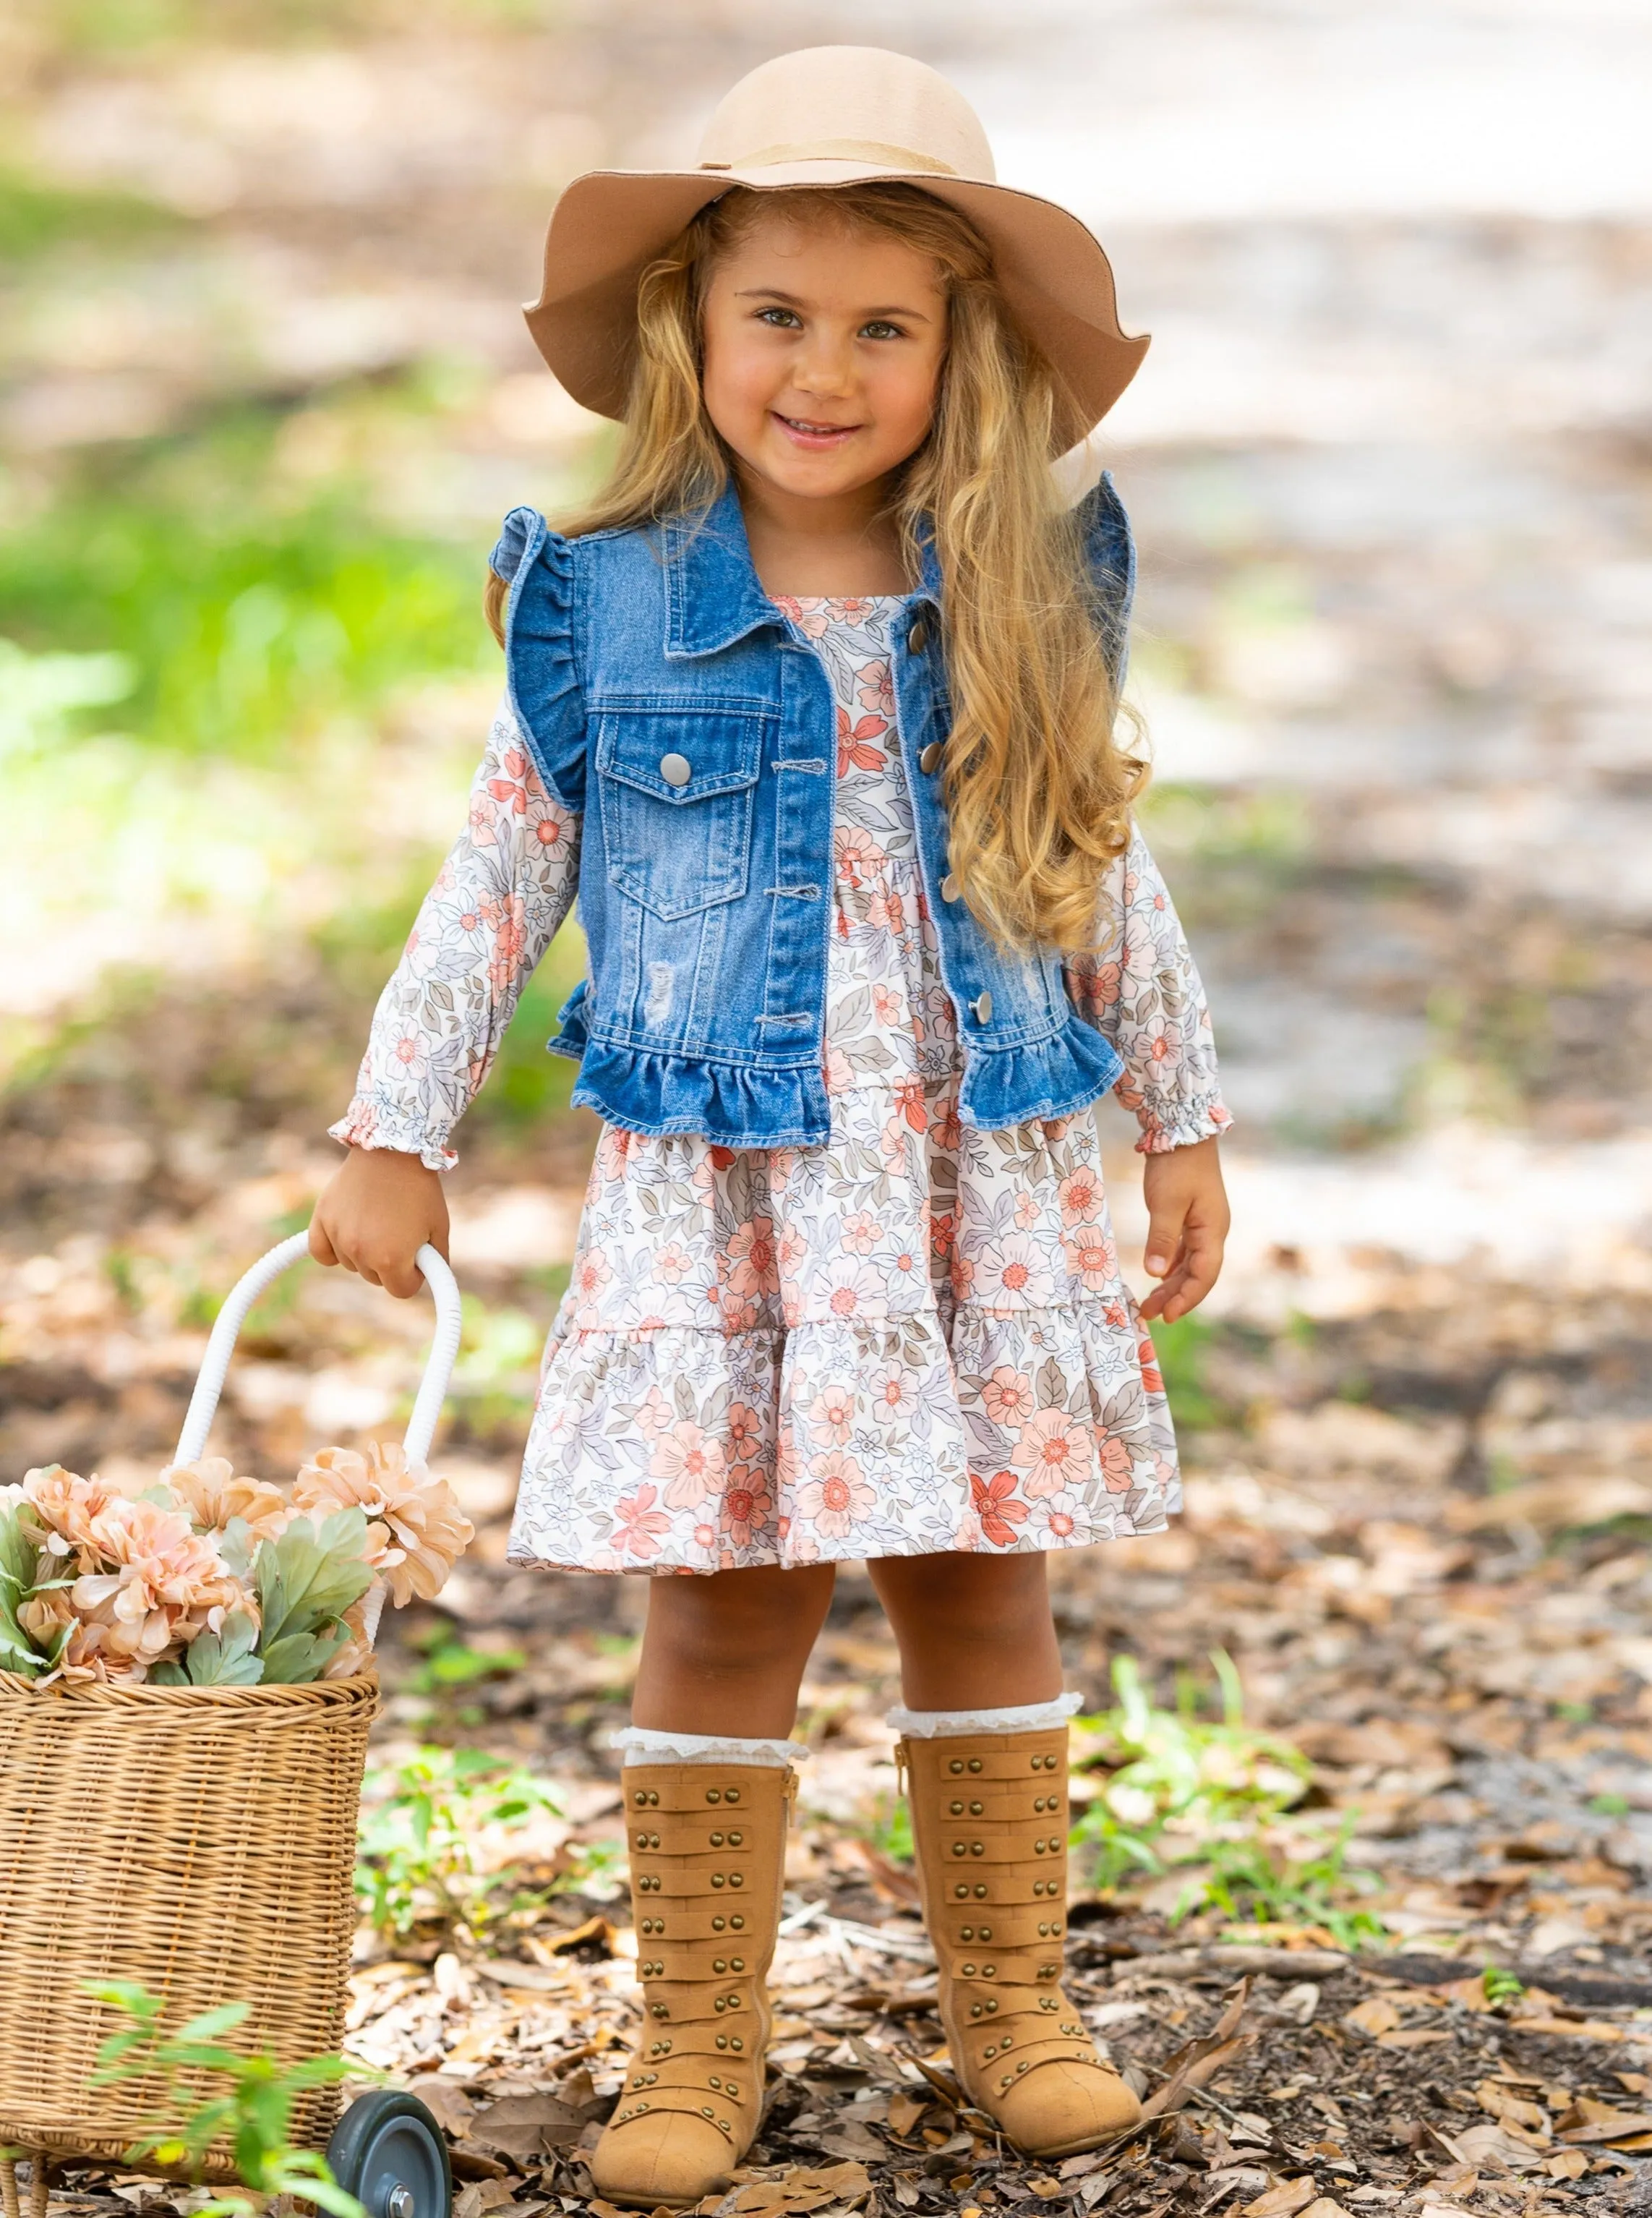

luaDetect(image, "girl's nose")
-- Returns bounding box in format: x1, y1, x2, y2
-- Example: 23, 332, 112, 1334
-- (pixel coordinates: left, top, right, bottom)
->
792, 338, 856, 400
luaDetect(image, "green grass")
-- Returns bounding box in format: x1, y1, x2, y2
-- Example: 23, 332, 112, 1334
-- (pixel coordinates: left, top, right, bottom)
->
0, 406, 492, 762
1150, 1313, 1224, 1430
1071, 1652, 1387, 1947
0, 166, 183, 261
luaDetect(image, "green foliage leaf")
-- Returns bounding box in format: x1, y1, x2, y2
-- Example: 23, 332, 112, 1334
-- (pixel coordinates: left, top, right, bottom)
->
181, 1611, 262, 1686
253, 1512, 372, 1684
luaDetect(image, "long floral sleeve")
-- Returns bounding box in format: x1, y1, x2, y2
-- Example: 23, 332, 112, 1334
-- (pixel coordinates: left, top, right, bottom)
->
1063, 827, 1233, 1153
330, 696, 582, 1170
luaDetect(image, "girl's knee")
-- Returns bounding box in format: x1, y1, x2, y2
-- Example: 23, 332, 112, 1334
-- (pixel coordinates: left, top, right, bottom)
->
649, 1563, 833, 1671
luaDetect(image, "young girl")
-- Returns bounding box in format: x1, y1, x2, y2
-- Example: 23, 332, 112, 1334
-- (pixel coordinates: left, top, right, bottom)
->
313, 44, 1231, 2206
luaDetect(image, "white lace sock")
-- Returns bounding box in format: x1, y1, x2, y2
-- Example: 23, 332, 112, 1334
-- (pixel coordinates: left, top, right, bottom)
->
886, 1691, 1084, 1738
612, 1725, 807, 1769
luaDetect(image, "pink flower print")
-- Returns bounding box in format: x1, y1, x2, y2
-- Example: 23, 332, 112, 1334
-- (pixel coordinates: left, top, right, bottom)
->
1031, 1491, 1079, 1543
652, 1241, 695, 1284
572, 1247, 613, 1318
1074, 959, 1121, 1011
841, 1210, 880, 1255
1040, 1114, 1074, 1145
651, 1418, 726, 1510
887, 1244, 921, 1290
1064, 1227, 1119, 1292
721, 1472, 773, 1549
1103, 1300, 1129, 1330
890, 1078, 927, 1135
724, 1214, 778, 1295
930, 1208, 957, 1262
837, 704, 888, 776
534, 811, 572, 853
932, 1092, 963, 1149
390, 1033, 428, 1084
982, 1367, 1035, 1427
871, 983, 905, 1030
866, 885, 909, 937
633, 1383, 673, 1441
950, 1250, 976, 1302
1058, 1165, 1103, 1225
1123, 932, 1159, 988
857, 658, 894, 719
1137, 1333, 1163, 1396
1139, 1018, 1181, 1072
714, 1292, 761, 1334
612, 1485, 671, 1559
971, 1470, 1030, 1548
823, 1042, 856, 1094
1014, 1190, 1042, 1232
727, 1402, 764, 1460
814, 1256, 884, 1323
868, 1363, 915, 1422
795, 1453, 874, 1540
1097, 1436, 1135, 1494
1011, 1407, 1090, 1498
486, 746, 533, 815
974, 1233, 1042, 1305
835, 824, 887, 890
693, 1522, 716, 1551
482, 892, 529, 997
467, 791, 497, 848
806, 1382, 857, 1447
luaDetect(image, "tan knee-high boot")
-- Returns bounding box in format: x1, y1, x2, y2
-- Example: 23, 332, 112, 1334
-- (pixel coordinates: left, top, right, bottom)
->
591, 1762, 795, 2210
899, 1725, 1142, 2158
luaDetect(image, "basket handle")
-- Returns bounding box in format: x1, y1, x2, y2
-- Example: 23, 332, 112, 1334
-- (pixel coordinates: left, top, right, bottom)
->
171, 1232, 463, 1469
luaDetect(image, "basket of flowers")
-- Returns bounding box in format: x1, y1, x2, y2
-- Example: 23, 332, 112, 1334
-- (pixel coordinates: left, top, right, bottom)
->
0, 1232, 473, 2194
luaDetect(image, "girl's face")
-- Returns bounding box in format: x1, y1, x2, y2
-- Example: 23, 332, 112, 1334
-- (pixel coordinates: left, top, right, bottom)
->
700, 208, 948, 508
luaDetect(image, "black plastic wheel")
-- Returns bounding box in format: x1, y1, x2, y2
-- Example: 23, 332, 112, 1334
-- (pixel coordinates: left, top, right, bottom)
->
327, 2091, 452, 2218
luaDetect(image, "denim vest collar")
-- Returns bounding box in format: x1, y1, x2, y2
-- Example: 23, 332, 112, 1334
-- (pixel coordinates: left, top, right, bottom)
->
663, 479, 941, 660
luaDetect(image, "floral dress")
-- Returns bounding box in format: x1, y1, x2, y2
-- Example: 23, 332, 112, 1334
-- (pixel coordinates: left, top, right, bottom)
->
334, 597, 1231, 1577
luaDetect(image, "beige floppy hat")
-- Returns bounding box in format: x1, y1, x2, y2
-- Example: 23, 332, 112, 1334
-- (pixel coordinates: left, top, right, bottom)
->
523, 44, 1149, 453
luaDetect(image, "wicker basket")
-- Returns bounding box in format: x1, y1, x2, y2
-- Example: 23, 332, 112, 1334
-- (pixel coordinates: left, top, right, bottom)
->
0, 1671, 380, 2177
0, 1230, 463, 2185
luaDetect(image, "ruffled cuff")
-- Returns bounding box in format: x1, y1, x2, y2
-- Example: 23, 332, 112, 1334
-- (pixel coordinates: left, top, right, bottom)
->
328, 1097, 457, 1174
1134, 1092, 1233, 1156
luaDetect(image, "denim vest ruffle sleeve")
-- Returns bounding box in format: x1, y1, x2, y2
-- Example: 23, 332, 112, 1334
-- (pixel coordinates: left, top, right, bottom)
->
491, 507, 585, 813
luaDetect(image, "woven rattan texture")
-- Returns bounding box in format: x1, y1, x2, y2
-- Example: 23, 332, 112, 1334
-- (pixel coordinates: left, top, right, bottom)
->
0, 1674, 379, 2177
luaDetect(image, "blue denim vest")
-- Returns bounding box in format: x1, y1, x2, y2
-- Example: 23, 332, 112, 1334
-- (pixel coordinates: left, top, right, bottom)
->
489, 474, 1135, 1149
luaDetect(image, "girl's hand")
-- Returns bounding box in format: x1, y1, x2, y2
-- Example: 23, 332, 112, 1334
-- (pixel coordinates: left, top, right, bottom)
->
309, 1146, 450, 1299
1139, 1135, 1229, 1323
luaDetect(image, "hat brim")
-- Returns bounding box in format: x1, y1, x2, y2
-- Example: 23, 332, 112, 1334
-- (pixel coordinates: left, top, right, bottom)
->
523, 161, 1150, 452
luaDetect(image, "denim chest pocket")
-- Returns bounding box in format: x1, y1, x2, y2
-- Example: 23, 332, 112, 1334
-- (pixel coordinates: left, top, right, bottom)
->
594, 701, 771, 921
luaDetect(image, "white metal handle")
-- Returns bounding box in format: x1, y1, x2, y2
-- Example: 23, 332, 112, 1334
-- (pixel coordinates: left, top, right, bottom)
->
171, 1232, 463, 1469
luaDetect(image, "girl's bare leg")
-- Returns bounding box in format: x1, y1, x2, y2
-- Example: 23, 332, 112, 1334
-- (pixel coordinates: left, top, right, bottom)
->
867, 1551, 1063, 1710
630, 1562, 838, 1737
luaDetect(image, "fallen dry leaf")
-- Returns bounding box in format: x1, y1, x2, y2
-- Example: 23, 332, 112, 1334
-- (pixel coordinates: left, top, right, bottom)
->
1340, 1998, 1401, 2038
1241, 2176, 1317, 2218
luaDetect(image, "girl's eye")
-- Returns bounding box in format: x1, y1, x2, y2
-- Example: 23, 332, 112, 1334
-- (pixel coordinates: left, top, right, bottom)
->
756, 307, 801, 329
861, 320, 906, 341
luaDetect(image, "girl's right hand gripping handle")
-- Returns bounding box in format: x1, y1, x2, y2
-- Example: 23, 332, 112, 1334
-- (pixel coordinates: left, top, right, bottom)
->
170, 1232, 463, 1469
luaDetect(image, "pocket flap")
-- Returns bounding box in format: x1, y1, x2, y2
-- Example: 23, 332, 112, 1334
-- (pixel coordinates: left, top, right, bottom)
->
594, 705, 769, 804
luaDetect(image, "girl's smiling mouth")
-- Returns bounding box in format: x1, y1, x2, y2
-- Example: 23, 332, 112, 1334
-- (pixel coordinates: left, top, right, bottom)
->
771, 411, 861, 448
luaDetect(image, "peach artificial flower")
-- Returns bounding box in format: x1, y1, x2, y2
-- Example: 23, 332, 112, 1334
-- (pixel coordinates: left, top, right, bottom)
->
70, 1497, 247, 1673
21, 1464, 132, 1566
293, 1442, 474, 1607
159, 1456, 292, 1543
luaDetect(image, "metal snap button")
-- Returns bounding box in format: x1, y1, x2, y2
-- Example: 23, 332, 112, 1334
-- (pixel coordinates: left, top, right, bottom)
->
659, 751, 692, 787
941, 872, 959, 901
970, 989, 993, 1023
919, 739, 942, 773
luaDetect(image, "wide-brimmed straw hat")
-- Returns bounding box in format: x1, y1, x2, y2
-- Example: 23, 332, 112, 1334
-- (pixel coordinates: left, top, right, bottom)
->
524, 44, 1149, 453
